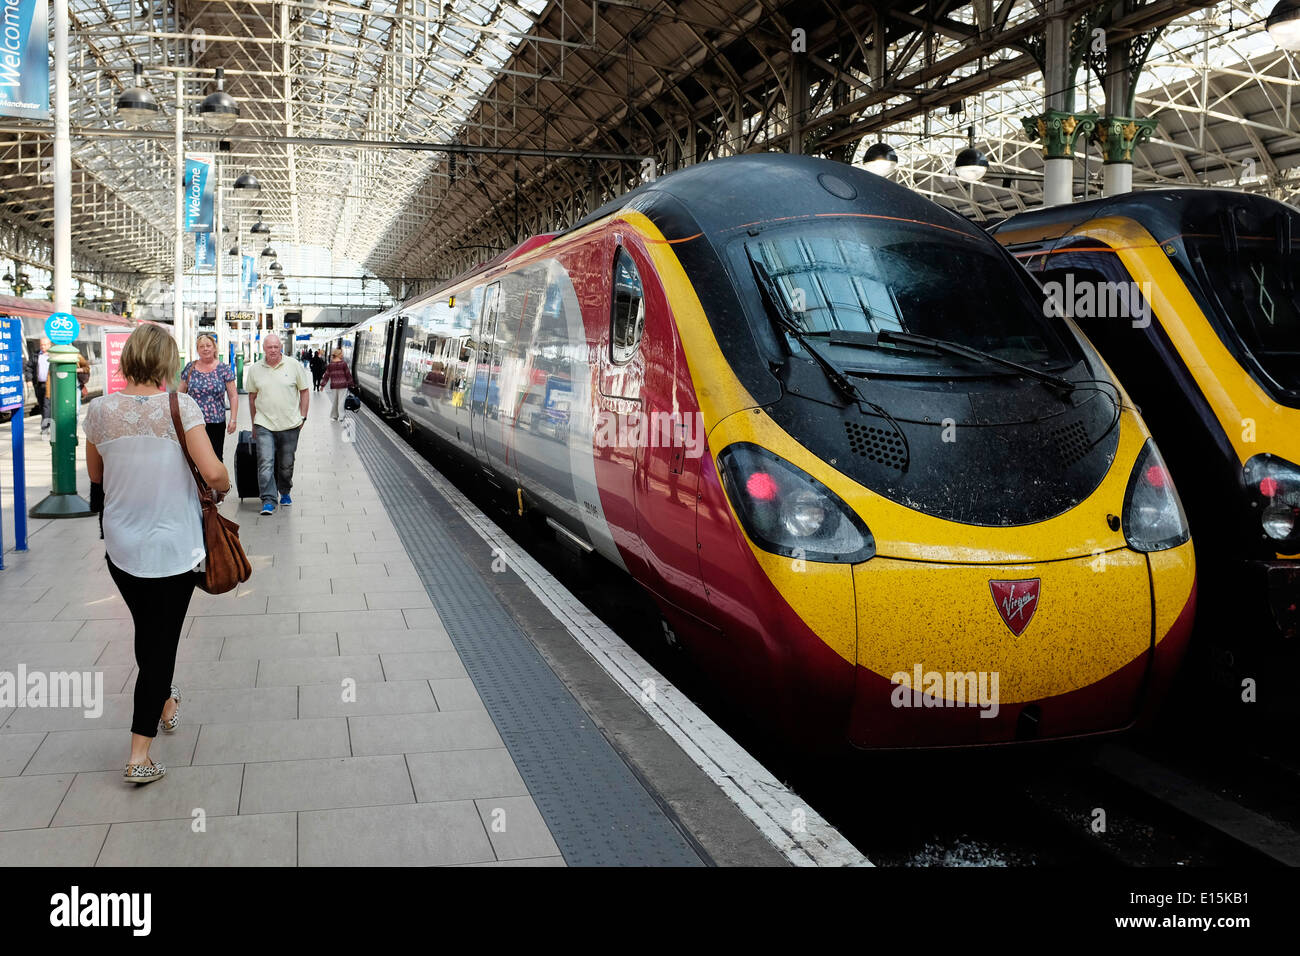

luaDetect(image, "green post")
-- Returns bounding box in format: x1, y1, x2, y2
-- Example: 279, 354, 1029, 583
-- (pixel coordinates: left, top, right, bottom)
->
236, 353, 245, 391
29, 344, 92, 518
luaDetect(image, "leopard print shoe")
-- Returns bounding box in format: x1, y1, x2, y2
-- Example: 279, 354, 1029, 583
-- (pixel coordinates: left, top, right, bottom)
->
123, 759, 166, 784
160, 684, 181, 734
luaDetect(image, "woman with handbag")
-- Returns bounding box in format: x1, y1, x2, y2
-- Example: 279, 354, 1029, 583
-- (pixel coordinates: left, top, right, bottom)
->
321, 348, 355, 421
83, 324, 232, 785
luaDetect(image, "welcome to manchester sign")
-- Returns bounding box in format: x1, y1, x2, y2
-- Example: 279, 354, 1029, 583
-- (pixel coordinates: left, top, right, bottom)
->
0, 0, 48, 120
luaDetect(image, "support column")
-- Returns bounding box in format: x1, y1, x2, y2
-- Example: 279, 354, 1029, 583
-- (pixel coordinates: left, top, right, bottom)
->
52, 0, 70, 314
30, 0, 90, 518
174, 73, 185, 361
788, 53, 806, 155
215, 156, 224, 359
1022, 110, 1098, 205
1022, 1, 1095, 206
869, 14, 886, 92
1093, 117, 1158, 195
728, 90, 743, 156
1090, 31, 1159, 196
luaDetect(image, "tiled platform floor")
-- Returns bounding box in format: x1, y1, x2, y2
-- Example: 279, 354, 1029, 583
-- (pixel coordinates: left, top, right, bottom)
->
0, 389, 563, 866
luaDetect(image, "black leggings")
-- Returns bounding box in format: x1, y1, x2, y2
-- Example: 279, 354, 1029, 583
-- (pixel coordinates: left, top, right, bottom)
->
205, 421, 227, 462
106, 555, 199, 737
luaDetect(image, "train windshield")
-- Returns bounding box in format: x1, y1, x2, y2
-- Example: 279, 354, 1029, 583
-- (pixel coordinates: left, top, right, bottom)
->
738, 217, 1080, 376
1190, 240, 1300, 396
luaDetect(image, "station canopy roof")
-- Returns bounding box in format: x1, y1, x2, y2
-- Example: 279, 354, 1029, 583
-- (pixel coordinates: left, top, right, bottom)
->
0, 1, 1294, 297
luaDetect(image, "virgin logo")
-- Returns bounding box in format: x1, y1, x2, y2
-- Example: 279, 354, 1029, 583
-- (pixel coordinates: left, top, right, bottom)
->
989, 579, 1041, 636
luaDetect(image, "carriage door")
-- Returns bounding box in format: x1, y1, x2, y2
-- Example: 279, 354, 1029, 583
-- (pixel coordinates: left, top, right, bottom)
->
594, 243, 651, 575
384, 315, 409, 415
470, 281, 502, 470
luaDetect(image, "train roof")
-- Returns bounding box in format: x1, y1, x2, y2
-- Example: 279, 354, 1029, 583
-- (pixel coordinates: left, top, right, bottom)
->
564, 152, 992, 245
990, 187, 1300, 245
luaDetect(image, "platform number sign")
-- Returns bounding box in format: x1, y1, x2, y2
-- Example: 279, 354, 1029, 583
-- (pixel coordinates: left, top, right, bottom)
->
44, 312, 79, 346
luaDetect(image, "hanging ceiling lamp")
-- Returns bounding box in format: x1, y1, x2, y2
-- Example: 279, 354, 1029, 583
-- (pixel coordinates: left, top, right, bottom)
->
954, 147, 989, 182
198, 67, 240, 131
116, 62, 160, 125
863, 142, 899, 177
1268, 0, 1300, 49
233, 173, 261, 192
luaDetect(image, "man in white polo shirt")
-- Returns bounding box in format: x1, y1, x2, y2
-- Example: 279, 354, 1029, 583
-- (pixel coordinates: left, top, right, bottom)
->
244, 333, 311, 516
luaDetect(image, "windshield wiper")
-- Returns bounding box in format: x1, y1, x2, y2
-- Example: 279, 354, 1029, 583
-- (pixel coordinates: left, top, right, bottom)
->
749, 256, 859, 403
824, 328, 1078, 394
749, 256, 911, 471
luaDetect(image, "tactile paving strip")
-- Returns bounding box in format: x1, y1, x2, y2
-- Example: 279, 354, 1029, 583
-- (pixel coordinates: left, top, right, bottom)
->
352, 416, 705, 866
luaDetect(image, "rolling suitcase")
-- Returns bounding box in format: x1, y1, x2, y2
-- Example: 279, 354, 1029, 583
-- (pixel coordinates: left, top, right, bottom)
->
235, 430, 260, 500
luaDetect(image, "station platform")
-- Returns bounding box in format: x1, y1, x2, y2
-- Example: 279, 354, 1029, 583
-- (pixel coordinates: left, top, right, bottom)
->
0, 388, 859, 867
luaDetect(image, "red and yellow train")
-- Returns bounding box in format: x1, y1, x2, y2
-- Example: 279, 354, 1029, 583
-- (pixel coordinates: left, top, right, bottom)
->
342, 154, 1196, 749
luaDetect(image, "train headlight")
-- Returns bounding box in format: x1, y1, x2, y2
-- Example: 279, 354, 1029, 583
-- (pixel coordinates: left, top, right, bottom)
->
718, 443, 876, 563
1243, 454, 1300, 547
1122, 440, 1190, 552
782, 489, 828, 537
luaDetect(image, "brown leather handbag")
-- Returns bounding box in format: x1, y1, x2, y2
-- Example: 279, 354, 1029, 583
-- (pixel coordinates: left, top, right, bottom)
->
169, 392, 252, 594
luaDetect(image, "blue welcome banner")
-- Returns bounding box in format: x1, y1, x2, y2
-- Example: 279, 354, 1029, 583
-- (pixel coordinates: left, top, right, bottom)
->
0, 0, 49, 120
264, 283, 274, 309
241, 255, 256, 302
194, 230, 215, 270
183, 154, 214, 232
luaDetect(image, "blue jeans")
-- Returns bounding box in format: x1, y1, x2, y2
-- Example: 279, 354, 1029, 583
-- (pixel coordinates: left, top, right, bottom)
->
254, 425, 301, 504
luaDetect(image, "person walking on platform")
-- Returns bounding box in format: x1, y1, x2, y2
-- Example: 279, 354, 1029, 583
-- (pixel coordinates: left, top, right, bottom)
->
83, 324, 231, 785
75, 350, 91, 402
73, 349, 92, 425
310, 349, 326, 391
179, 332, 238, 461
244, 332, 311, 516
322, 348, 355, 421
25, 337, 52, 435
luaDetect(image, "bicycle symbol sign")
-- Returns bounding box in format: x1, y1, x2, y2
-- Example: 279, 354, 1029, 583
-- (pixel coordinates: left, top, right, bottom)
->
44, 312, 80, 344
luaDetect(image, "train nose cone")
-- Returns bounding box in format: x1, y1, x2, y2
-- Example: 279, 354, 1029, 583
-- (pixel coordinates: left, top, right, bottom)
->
848, 552, 1157, 747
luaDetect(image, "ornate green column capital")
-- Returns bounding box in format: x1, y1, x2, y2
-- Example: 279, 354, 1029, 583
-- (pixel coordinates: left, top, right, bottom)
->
1090, 115, 1158, 164
1021, 109, 1099, 159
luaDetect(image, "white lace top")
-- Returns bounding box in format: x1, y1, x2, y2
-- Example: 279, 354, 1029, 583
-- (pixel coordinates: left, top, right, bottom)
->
83, 391, 206, 578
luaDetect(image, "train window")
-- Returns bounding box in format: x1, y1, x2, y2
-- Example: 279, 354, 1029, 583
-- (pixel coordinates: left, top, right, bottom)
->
1035, 251, 1149, 323
610, 247, 645, 364
1191, 240, 1300, 395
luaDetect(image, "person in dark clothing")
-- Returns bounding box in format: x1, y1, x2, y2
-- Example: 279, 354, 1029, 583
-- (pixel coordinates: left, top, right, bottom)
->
310, 350, 326, 391
24, 338, 52, 432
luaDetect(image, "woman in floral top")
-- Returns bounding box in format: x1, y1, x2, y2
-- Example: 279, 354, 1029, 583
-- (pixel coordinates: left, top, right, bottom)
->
178, 332, 238, 461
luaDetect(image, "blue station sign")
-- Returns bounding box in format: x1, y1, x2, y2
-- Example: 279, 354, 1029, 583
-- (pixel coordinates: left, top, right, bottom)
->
0, 315, 25, 411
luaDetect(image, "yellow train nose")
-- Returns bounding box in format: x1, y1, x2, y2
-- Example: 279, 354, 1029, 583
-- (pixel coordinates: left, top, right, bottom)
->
849, 550, 1156, 746
855, 551, 1151, 699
